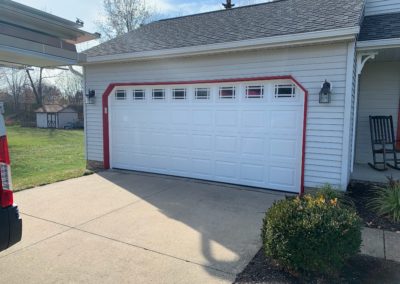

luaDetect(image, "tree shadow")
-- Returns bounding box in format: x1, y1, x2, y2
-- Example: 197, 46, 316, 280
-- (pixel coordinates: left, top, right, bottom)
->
97, 170, 286, 280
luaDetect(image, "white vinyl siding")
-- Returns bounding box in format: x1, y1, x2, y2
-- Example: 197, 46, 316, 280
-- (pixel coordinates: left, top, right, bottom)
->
355, 61, 400, 164
85, 42, 352, 189
365, 0, 400, 16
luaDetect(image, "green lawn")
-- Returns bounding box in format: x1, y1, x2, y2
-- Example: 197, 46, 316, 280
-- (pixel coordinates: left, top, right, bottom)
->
6, 126, 87, 191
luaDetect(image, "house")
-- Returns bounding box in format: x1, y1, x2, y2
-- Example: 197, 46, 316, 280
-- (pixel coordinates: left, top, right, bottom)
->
82, 0, 400, 193
35, 105, 78, 129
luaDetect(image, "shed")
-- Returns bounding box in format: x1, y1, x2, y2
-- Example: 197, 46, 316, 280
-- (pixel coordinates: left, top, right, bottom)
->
35, 105, 78, 129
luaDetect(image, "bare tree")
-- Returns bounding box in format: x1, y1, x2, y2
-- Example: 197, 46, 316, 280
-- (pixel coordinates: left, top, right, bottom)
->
56, 69, 83, 104
26, 67, 63, 106
26, 67, 44, 106
0, 68, 27, 112
97, 0, 151, 40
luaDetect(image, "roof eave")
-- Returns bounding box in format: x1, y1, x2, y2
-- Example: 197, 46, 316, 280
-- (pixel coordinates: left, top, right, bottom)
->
83, 27, 360, 65
0, 0, 100, 44
357, 38, 400, 51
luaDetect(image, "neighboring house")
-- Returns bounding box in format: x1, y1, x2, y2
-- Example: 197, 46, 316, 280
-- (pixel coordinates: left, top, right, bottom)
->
35, 105, 78, 129
82, 0, 400, 193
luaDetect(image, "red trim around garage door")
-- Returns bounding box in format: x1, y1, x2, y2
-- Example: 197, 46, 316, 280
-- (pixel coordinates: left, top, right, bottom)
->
101, 75, 308, 194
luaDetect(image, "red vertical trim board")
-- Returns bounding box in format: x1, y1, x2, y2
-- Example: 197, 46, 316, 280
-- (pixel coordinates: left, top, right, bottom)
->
101, 75, 308, 194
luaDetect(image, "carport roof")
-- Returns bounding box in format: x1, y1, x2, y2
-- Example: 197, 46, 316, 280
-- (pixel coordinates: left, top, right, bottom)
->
84, 0, 364, 58
0, 0, 99, 67
359, 12, 400, 41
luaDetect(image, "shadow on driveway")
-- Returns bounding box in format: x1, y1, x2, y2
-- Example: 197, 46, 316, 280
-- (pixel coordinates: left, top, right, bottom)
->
92, 170, 288, 279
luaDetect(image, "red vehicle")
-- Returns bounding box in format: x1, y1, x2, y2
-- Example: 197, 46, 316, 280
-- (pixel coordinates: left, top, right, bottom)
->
0, 113, 22, 252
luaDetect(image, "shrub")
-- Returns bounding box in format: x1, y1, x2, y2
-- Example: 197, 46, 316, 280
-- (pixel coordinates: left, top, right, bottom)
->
261, 190, 362, 277
317, 184, 355, 209
368, 177, 400, 223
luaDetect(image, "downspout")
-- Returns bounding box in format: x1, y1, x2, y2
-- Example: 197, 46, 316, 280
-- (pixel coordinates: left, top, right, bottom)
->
83, 66, 89, 164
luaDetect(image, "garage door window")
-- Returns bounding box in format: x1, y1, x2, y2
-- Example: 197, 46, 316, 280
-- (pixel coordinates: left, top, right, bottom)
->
195, 88, 210, 100
152, 89, 165, 100
275, 84, 296, 98
245, 85, 264, 99
115, 90, 126, 100
133, 89, 145, 100
219, 87, 235, 99
173, 88, 186, 100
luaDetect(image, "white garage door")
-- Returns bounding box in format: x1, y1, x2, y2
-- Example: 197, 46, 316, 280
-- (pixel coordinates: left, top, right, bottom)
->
109, 79, 305, 193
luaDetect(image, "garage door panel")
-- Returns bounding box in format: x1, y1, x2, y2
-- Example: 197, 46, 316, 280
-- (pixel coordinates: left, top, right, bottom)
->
192, 134, 213, 151
192, 158, 214, 177
240, 164, 266, 183
215, 110, 239, 127
215, 160, 239, 180
270, 109, 301, 128
215, 136, 238, 153
193, 110, 214, 126
149, 154, 171, 172
241, 137, 265, 156
172, 110, 192, 125
169, 156, 191, 174
241, 110, 268, 129
170, 133, 190, 150
269, 139, 297, 158
269, 166, 297, 188
110, 80, 304, 193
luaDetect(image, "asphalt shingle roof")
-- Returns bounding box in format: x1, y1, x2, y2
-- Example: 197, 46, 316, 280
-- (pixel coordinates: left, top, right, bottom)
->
359, 12, 400, 41
85, 0, 364, 57
35, 105, 73, 113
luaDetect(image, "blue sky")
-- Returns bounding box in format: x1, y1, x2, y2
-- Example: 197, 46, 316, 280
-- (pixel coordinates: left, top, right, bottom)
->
14, 0, 267, 34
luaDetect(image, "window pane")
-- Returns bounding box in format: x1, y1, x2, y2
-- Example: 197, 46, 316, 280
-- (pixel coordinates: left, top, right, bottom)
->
133, 90, 145, 100
219, 87, 235, 99
152, 89, 165, 100
173, 88, 186, 100
246, 86, 264, 99
115, 90, 126, 100
195, 88, 210, 100
275, 84, 295, 98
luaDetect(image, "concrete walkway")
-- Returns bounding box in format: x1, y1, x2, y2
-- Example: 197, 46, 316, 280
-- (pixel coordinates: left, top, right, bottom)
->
0, 170, 285, 283
361, 227, 400, 262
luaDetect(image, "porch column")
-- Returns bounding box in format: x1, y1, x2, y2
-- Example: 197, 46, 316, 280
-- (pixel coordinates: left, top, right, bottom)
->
350, 52, 378, 172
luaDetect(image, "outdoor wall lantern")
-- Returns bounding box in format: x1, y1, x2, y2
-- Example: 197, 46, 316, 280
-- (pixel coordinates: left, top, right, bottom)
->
85, 89, 96, 104
319, 80, 332, 104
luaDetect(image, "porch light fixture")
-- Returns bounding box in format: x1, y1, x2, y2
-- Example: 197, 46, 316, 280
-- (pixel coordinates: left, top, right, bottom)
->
319, 80, 332, 104
85, 89, 96, 104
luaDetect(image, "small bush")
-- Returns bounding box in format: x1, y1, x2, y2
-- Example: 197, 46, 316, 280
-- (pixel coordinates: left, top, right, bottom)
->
317, 184, 355, 209
261, 190, 362, 277
368, 177, 400, 223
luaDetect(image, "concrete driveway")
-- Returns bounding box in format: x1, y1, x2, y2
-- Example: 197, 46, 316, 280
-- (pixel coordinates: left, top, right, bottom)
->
0, 170, 286, 283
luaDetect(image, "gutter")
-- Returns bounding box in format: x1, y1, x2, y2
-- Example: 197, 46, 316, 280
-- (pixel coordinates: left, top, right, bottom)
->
83, 27, 360, 65
357, 38, 400, 51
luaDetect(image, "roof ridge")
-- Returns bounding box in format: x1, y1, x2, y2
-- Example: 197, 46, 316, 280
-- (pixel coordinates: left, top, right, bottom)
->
156, 0, 286, 23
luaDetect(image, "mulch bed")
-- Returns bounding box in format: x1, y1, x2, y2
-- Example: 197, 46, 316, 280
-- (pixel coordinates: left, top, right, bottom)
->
347, 181, 400, 232
234, 249, 400, 284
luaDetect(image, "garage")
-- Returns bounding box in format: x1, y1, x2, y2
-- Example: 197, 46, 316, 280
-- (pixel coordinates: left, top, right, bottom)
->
104, 77, 306, 193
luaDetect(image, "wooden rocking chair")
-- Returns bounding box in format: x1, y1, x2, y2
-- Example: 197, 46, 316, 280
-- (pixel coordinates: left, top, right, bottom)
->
369, 115, 400, 171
